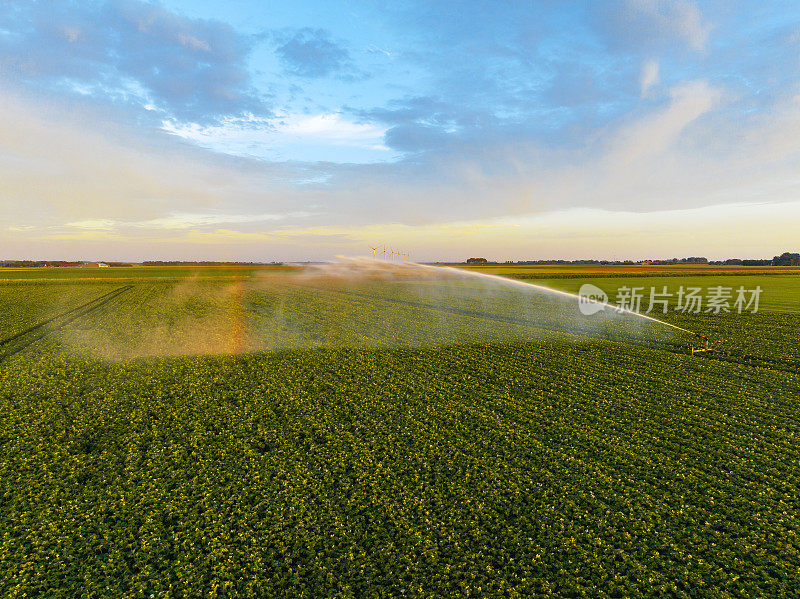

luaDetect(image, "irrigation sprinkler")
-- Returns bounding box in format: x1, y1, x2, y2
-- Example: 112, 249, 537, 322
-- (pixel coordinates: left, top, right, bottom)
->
691, 333, 723, 355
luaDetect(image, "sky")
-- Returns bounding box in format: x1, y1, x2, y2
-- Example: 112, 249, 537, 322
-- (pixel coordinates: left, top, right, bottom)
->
1, 0, 799, 262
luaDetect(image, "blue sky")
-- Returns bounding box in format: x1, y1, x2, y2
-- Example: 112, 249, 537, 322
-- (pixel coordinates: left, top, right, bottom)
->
1, 0, 800, 260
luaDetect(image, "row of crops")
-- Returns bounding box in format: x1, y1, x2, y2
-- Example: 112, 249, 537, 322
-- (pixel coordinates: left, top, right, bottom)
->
0, 276, 798, 597
11, 274, 788, 365
13, 276, 692, 362
2, 310, 800, 595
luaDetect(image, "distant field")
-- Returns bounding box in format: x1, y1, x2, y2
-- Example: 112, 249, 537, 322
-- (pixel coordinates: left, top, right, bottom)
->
447, 264, 800, 314
0, 264, 289, 283
527, 275, 800, 313
3, 262, 798, 280
453, 263, 800, 276
0, 263, 798, 597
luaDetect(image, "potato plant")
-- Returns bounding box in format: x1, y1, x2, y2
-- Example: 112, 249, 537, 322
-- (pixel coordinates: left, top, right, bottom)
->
0, 273, 798, 597
1, 336, 799, 597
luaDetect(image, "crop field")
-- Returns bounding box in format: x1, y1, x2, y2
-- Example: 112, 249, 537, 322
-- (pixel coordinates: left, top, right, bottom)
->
456, 263, 800, 278
0, 265, 798, 597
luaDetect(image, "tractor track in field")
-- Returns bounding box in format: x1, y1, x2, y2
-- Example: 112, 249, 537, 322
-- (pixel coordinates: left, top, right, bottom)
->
289, 282, 800, 375
0, 285, 133, 362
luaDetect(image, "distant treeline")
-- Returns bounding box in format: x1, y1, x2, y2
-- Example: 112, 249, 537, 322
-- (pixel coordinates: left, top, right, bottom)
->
466, 251, 800, 267
0, 261, 132, 267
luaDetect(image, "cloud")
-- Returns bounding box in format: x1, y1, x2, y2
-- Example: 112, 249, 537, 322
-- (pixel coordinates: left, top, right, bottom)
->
543, 63, 626, 110
383, 123, 454, 153
348, 3, 573, 137
324, 79, 751, 223
161, 112, 392, 163
63, 211, 315, 231
3, 0, 800, 264
358, 96, 450, 126
353, 96, 465, 152
275, 113, 386, 143
64, 219, 118, 230
273, 28, 354, 78
640, 60, 660, 97
0, 0, 265, 122
5, 73, 799, 231
594, 0, 711, 53
232, 201, 800, 262
601, 80, 720, 171
0, 85, 316, 230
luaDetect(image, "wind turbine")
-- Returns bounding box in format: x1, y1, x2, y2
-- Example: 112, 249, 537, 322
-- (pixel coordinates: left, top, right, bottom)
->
368, 244, 380, 259
380, 245, 388, 260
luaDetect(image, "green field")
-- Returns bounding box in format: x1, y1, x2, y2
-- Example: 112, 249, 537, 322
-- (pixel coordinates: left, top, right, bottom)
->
1, 265, 798, 597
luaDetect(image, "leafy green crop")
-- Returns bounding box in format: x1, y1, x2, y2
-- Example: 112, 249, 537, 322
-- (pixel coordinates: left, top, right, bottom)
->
0, 269, 798, 597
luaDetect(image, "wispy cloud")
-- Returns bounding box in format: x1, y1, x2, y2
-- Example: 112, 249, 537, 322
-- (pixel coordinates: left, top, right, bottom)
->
594, 0, 712, 53
137, 211, 313, 230
64, 219, 118, 230
62, 211, 315, 231
161, 112, 392, 162
273, 28, 356, 78
640, 60, 660, 97
275, 113, 387, 144
0, 0, 266, 122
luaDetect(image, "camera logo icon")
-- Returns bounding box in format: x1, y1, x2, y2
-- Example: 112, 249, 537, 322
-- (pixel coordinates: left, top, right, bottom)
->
578, 283, 609, 315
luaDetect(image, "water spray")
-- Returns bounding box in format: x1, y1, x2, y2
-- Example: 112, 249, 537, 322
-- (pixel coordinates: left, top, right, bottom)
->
415, 262, 696, 331
428, 263, 725, 355
58, 256, 721, 360
338, 257, 716, 354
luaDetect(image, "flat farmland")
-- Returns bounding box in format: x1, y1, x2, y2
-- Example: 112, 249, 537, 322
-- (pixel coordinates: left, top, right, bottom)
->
0, 264, 798, 597
513, 275, 800, 314
456, 263, 800, 277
